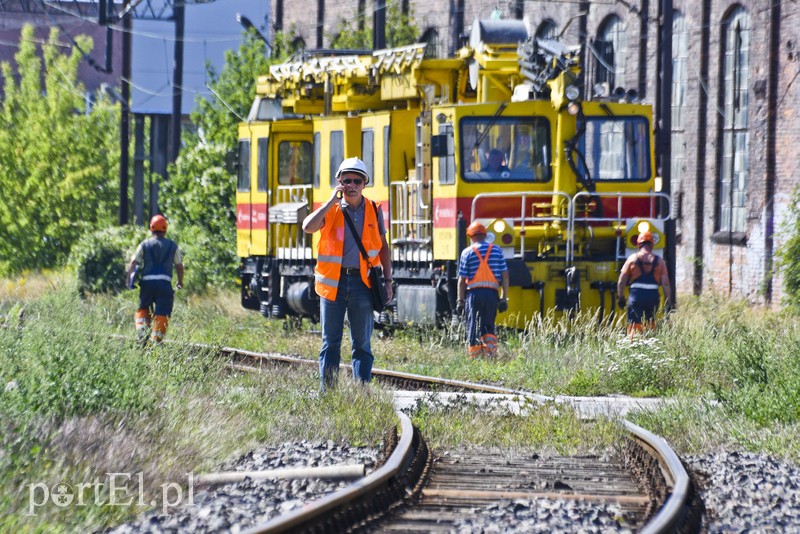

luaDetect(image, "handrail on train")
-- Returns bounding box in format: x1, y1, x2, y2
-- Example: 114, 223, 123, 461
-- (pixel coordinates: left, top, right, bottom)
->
470, 191, 572, 260
568, 191, 671, 264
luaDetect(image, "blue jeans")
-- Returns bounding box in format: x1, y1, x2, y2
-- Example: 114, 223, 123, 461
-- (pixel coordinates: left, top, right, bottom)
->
319, 272, 375, 390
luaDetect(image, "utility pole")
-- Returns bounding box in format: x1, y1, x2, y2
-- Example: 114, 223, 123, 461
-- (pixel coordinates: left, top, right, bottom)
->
118, 1, 132, 225
169, 0, 185, 164
656, 0, 675, 304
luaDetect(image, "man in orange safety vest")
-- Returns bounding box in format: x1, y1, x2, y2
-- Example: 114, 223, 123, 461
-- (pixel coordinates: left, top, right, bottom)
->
456, 222, 510, 358
302, 157, 393, 390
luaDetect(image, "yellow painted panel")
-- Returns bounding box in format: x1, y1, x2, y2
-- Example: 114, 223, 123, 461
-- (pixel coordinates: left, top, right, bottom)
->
433, 228, 457, 260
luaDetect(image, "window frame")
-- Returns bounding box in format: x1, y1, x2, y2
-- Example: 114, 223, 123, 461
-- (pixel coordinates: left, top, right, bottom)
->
458, 116, 553, 183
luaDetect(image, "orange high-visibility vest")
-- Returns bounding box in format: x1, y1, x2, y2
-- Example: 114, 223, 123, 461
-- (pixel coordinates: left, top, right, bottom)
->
314, 199, 383, 301
465, 243, 500, 291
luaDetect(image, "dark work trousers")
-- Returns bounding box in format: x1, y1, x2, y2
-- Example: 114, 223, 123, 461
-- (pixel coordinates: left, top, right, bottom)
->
465, 287, 499, 346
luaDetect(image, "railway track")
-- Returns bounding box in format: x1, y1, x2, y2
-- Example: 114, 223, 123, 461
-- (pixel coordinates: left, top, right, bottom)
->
216, 345, 696, 533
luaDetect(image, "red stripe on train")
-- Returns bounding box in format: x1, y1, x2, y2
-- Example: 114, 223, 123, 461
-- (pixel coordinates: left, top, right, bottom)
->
236, 203, 268, 230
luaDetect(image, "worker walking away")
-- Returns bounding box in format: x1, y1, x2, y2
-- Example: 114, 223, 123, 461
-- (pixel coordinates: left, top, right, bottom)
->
125, 214, 184, 345
456, 222, 510, 358
302, 157, 393, 391
616, 231, 672, 338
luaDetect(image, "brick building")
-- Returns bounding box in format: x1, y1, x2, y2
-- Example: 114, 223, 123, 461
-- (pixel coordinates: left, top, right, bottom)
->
272, 0, 800, 306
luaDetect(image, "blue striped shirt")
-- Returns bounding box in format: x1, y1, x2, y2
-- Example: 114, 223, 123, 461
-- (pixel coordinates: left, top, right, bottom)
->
458, 241, 508, 280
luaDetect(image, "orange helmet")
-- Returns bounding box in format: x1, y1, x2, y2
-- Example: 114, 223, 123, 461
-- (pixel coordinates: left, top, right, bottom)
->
150, 214, 168, 233
637, 231, 654, 246
466, 221, 487, 237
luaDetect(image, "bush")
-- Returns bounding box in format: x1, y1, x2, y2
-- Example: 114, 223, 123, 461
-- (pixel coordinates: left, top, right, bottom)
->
170, 224, 239, 293
68, 225, 148, 295
777, 187, 800, 312
67, 221, 238, 297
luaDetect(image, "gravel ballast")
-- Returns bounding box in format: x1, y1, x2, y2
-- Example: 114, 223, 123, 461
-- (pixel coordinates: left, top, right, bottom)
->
107, 440, 381, 533
108, 445, 800, 533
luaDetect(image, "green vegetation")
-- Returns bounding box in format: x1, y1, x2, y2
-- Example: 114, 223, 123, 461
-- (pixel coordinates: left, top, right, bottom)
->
0, 280, 395, 531
0, 25, 119, 276
216, 292, 800, 462
413, 395, 620, 454
777, 187, 800, 311
3, 275, 800, 529
330, 1, 420, 50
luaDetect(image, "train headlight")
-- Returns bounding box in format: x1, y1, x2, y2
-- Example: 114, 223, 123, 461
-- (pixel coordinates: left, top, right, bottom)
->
637, 220, 651, 234
567, 101, 580, 116
490, 219, 514, 246
565, 85, 580, 101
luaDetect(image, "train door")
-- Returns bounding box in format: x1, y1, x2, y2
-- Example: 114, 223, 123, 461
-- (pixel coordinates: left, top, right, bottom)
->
359, 112, 394, 230
308, 116, 361, 253
235, 131, 254, 259
269, 123, 314, 263
236, 122, 271, 259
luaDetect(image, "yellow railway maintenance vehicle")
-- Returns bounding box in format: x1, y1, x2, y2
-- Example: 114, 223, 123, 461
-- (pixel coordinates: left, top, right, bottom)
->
236, 19, 670, 328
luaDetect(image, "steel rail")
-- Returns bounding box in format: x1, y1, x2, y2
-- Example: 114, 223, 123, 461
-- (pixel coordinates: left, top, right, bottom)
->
223, 347, 552, 398
625, 420, 690, 534
241, 410, 416, 534
102, 338, 691, 531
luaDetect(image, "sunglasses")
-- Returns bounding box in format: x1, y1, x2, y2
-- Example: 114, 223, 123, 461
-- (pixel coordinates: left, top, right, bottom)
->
341, 178, 363, 185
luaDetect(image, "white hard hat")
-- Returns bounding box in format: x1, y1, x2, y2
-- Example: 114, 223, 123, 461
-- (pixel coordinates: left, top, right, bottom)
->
336, 157, 369, 182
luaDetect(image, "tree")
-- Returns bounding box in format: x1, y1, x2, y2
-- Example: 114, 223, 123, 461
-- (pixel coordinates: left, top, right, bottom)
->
777, 187, 800, 312
0, 25, 119, 275
160, 33, 272, 288
330, 0, 420, 50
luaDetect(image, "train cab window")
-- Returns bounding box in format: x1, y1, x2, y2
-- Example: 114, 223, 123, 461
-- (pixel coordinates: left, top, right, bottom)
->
277, 141, 313, 185
362, 129, 374, 187
237, 140, 250, 192
329, 131, 344, 186
383, 126, 390, 187
460, 118, 550, 182
313, 132, 321, 188
579, 116, 650, 181
256, 138, 268, 192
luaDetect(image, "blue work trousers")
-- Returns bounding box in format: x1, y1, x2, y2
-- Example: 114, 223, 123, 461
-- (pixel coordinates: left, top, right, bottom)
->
466, 288, 499, 346
138, 280, 174, 316
628, 288, 660, 324
319, 272, 375, 390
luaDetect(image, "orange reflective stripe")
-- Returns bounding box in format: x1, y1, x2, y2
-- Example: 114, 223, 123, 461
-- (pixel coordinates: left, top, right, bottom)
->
135, 308, 151, 327
468, 345, 483, 359
466, 243, 499, 291
315, 208, 344, 300
481, 334, 498, 357
151, 315, 169, 343
314, 200, 383, 300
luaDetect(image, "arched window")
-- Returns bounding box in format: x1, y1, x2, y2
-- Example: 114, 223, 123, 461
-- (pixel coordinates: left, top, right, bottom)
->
670, 11, 688, 219
595, 15, 626, 90
717, 6, 750, 233
535, 19, 558, 41
290, 37, 306, 53
419, 27, 439, 58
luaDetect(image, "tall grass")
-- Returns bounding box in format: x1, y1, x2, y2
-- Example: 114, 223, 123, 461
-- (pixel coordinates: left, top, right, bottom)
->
0, 283, 396, 531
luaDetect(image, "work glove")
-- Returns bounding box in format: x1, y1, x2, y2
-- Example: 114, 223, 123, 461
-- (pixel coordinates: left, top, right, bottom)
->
498, 298, 508, 313
617, 295, 626, 309
455, 299, 465, 316
664, 300, 675, 314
